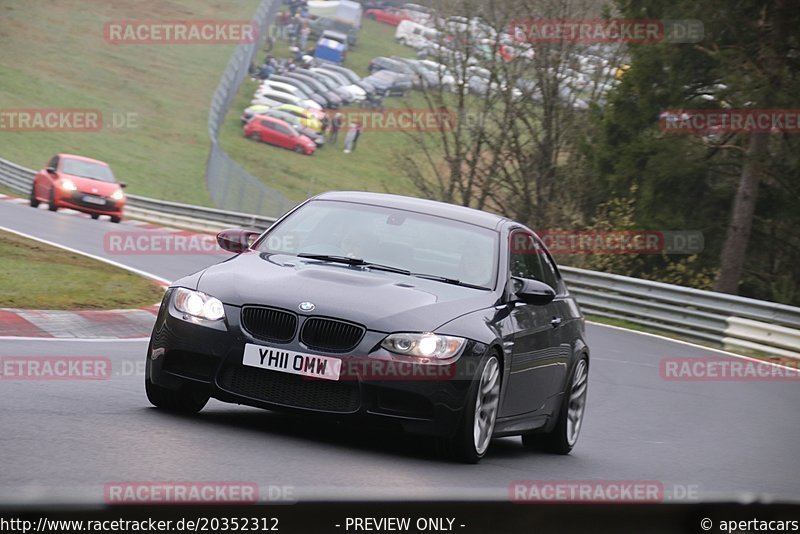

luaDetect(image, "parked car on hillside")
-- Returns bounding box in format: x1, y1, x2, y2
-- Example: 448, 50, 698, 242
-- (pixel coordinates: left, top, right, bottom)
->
283, 72, 344, 108
363, 69, 413, 96
243, 116, 316, 155
365, 7, 410, 25
256, 110, 326, 148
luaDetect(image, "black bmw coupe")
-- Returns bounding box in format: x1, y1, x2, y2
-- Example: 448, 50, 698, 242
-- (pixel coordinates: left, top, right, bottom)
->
145, 191, 589, 463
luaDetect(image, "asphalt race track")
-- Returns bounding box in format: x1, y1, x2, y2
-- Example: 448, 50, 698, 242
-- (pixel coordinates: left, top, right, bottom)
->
1, 199, 799, 504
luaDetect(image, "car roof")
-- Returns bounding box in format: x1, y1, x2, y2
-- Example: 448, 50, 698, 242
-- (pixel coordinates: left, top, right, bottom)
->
58, 154, 108, 166
312, 191, 508, 230
256, 115, 292, 127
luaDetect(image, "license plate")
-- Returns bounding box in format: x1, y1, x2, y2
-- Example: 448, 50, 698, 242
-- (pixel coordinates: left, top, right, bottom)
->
242, 343, 341, 381
82, 195, 106, 206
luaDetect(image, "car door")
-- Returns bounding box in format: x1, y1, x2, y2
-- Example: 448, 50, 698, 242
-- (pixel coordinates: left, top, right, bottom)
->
499, 227, 567, 417
258, 120, 278, 145
272, 122, 293, 149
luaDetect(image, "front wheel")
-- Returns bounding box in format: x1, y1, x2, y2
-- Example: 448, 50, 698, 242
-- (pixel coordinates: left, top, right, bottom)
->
145, 357, 209, 414
90, 213, 100, 220
48, 189, 58, 211
110, 215, 121, 224
30, 186, 40, 207
437, 353, 501, 463
294, 145, 305, 154
522, 356, 588, 454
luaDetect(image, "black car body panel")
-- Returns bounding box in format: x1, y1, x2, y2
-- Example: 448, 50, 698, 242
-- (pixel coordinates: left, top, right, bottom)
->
148, 192, 588, 446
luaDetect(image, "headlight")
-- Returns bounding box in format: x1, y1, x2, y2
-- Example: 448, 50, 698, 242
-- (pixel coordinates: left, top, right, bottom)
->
60, 179, 77, 191
173, 288, 226, 321
111, 189, 124, 201
381, 333, 465, 359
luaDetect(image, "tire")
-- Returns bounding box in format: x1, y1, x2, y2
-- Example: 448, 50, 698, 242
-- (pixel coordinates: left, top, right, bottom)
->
294, 145, 304, 154
249, 132, 261, 141
48, 189, 58, 212
29, 186, 39, 207
522, 356, 588, 454
90, 213, 99, 220
145, 357, 209, 414
437, 353, 501, 463
110, 215, 121, 224
398, 37, 406, 46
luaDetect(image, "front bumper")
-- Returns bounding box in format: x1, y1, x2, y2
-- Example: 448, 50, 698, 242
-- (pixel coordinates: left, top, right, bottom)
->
56, 190, 124, 216
147, 293, 483, 437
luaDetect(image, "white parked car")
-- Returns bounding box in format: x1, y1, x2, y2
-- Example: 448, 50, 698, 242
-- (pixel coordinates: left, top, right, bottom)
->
253, 86, 322, 110
395, 20, 439, 49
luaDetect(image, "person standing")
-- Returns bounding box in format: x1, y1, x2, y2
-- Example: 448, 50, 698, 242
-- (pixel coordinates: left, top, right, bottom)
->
343, 122, 358, 154
299, 21, 310, 51
320, 113, 330, 139
350, 121, 363, 152
329, 112, 343, 144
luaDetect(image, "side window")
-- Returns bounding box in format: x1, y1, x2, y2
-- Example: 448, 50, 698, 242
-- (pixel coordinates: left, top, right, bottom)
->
259, 120, 271, 128
508, 229, 558, 290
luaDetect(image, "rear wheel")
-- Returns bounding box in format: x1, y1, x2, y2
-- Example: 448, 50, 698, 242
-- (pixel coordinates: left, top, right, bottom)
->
437, 353, 501, 463
29, 186, 39, 207
110, 215, 121, 224
48, 189, 58, 211
522, 356, 588, 454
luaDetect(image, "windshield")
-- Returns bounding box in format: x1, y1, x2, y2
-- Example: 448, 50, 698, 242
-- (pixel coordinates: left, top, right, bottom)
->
256, 200, 498, 289
59, 158, 115, 182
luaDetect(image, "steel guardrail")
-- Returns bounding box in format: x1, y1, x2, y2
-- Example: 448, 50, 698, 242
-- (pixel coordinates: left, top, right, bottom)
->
2, 155, 798, 358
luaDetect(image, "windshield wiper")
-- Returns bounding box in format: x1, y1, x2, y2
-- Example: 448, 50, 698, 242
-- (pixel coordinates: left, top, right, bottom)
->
411, 273, 491, 291
297, 254, 411, 275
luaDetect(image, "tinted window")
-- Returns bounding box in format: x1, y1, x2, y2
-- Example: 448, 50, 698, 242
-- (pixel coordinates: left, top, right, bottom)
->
60, 158, 115, 182
509, 229, 558, 289
257, 200, 499, 289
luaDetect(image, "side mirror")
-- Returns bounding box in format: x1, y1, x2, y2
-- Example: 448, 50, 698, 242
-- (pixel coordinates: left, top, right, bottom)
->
217, 228, 261, 253
46, 166, 57, 175
511, 277, 556, 306
119, 183, 127, 189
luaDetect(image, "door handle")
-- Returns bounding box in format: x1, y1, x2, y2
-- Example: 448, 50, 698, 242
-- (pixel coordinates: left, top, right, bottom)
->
550, 317, 562, 328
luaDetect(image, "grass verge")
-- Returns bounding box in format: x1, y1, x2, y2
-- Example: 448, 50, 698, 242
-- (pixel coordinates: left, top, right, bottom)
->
0, 0, 259, 205
0, 230, 165, 310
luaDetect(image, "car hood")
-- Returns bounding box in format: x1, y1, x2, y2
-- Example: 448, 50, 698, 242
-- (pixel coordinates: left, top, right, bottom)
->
196, 252, 498, 333
59, 173, 119, 195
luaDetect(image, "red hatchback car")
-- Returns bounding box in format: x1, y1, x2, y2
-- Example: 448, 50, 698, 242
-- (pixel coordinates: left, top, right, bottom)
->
31, 154, 126, 223
365, 7, 411, 26
243, 116, 316, 155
